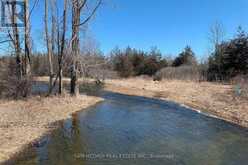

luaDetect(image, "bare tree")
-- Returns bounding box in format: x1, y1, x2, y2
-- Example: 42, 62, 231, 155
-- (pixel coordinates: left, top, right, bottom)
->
43, 0, 68, 95
208, 21, 225, 80
8, 3, 22, 79
3, 0, 37, 79
70, 0, 102, 96
0, 0, 37, 97
78, 31, 108, 82
208, 21, 225, 51
44, 0, 55, 94
58, 0, 68, 94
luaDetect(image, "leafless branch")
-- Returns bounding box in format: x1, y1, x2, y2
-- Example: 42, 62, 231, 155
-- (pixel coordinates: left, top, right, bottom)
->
76, 0, 102, 27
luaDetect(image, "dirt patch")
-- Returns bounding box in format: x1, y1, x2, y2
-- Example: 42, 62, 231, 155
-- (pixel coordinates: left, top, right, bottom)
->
105, 78, 248, 128
0, 95, 103, 163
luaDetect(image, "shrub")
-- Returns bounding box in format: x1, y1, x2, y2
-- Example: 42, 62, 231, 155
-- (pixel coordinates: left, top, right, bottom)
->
154, 66, 200, 81
231, 75, 248, 99
0, 58, 32, 98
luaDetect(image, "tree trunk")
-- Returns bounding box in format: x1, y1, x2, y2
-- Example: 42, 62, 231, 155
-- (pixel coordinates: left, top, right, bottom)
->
71, 1, 80, 96
44, 0, 54, 94
70, 0, 101, 96
57, 24, 63, 94
58, 0, 68, 94
24, 0, 32, 76
58, 65, 63, 94
10, 3, 22, 79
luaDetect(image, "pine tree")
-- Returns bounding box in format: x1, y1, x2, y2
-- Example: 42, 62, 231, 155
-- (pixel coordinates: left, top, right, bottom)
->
173, 46, 197, 67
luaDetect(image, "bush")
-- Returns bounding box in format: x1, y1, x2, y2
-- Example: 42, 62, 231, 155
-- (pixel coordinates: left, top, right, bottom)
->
0, 58, 32, 98
154, 66, 200, 81
231, 75, 248, 99
7, 76, 32, 98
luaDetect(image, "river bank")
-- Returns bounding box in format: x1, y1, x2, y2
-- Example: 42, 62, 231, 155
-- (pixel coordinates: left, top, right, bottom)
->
0, 95, 103, 163
104, 78, 248, 128
9, 90, 248, 165
33, 76, 248, 127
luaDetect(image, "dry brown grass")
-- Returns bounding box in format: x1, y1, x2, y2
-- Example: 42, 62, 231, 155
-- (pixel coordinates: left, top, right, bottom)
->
34, 76, 248, 127
0, 95, 103, 163
105, 77, 248, 127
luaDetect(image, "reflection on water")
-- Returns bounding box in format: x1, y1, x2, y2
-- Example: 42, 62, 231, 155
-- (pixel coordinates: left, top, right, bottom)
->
32, 81, 104, 96
11, 92, 248, 165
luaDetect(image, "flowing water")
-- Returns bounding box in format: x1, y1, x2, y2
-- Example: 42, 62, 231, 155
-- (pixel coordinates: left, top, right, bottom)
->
10, 92, 248, 165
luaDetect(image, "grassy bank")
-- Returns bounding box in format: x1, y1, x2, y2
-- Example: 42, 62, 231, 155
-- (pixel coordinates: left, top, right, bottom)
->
34, 76, 248, 127
105, 78, 248, 128
0, 95, 103, 163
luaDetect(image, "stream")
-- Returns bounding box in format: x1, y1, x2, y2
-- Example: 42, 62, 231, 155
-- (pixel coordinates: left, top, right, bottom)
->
10, 91, 248, 165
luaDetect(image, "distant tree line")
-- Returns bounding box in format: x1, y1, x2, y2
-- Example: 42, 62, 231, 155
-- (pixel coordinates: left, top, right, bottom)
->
1, 24, 248, 98
108, 45, 198, 79
109, 27, 248, 82
3, 27, 247, 83
2, 27, 248, 82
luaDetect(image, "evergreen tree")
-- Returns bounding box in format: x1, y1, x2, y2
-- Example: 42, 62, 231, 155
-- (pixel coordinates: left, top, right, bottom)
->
172, 46, 197, 67
207, 27, 248, 80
